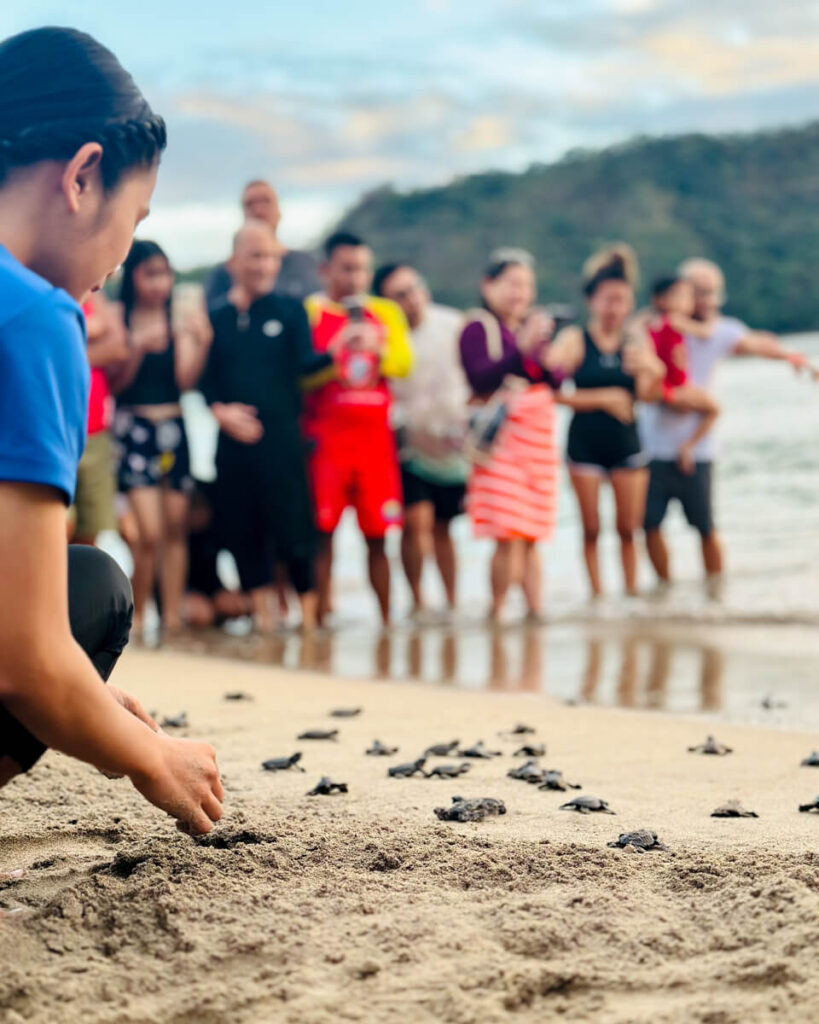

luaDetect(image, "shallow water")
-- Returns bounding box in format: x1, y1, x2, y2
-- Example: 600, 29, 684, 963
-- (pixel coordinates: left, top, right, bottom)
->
164, 617, 819, 732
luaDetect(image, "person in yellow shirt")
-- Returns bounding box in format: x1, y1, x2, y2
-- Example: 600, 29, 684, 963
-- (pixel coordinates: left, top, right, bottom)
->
302, 232, 413, 625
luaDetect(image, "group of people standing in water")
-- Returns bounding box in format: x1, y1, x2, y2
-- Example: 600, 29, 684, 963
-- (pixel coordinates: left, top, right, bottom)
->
74, 179, 814, 635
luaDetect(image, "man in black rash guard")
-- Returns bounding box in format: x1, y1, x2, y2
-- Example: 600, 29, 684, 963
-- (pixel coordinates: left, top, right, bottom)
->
201, 219, 333, 632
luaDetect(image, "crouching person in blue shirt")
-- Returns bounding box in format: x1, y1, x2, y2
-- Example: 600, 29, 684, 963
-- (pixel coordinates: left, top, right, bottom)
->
0, 27, 223, 839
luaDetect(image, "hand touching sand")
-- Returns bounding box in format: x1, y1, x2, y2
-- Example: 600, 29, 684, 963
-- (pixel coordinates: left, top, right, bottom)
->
130, 734, 223, 836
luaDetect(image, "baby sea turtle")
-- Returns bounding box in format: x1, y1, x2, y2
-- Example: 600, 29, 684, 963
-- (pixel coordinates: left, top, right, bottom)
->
560, 795, 615, 814
539, 769, 582, 792
261, 752, 305, 773
434, 796, 506, 822
307, 776, 348, 796
426, 763, 471, 779
688, 735, 732, 756
424, 740, 460, 757
365, 740, 398, 756
760, 695, 787, 710
800, 751, 819, 767
297, 729, 339, 741
507, 759, 545, 783
388, 758, 427, 778
161, 712, 189, 729
500, 724, 536, 736
711, 799, 758, 818
607, 830, 668, 853
330, 707, 362, 718
224, 691, 253, 701
458, 740, 502, 759
514, 743, 546, 757
799, 796, 819, 813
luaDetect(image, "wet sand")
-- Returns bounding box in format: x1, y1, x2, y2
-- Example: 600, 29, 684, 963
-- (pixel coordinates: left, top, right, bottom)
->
2, 645, 819, 1023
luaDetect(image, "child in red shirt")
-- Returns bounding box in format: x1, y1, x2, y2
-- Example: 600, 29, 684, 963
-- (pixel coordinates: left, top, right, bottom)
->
647, 276, 720, 474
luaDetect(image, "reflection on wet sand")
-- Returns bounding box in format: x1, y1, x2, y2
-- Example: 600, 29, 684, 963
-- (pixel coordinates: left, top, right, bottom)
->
167, 620, 725, 714
578, 634, 724, 712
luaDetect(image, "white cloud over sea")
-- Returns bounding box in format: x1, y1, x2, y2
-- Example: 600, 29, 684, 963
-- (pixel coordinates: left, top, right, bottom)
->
2, 0, 818, 267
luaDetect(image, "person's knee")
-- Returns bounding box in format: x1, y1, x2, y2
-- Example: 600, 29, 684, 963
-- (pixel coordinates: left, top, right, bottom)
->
135, 526, 161, 554
68, 546, 134, 645
164, 516, 188, 544
433, 520, 451, 542
616, 524, 635, 544
583, 524, 600, 545
366, 537, 386, 556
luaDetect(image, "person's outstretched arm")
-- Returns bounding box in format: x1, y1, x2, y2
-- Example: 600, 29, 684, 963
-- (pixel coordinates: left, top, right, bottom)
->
734, 328, 811, 372
0, 483, 224, 834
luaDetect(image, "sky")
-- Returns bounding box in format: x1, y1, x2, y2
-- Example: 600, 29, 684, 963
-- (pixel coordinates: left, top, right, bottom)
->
3, 0, 819, 267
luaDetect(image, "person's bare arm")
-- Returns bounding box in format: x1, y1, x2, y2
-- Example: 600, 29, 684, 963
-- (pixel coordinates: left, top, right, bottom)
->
622, 321, 666, 400
677, 406, 719, 475
0, 483, 223, 834
555, 387, 635, 424
173, 301, 213, 392
667, 313, 714, 340
105, 302, 146, 396
734, 329, 811, 371
543, 325, 584, 376
85, 295, 130, 368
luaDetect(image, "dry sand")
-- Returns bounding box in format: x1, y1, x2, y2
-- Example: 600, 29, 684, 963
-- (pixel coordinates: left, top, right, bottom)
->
2, 647, 819, 1023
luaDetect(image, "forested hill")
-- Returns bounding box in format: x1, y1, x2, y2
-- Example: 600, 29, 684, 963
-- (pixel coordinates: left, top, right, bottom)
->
333, 122, 819, 333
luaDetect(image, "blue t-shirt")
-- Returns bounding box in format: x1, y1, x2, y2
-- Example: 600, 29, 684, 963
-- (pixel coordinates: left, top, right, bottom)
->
0, 245, 89, 504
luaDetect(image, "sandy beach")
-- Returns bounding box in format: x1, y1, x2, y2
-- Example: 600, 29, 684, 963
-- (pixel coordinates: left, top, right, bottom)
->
2, 643, 819, 1023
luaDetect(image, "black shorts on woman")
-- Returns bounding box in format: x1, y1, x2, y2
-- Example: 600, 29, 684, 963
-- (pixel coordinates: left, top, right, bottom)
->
566, 329, 646, 474
114, 334, 193, 493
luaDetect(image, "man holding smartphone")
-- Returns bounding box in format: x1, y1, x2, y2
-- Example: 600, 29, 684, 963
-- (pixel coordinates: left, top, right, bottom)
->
303, 232, 413, 626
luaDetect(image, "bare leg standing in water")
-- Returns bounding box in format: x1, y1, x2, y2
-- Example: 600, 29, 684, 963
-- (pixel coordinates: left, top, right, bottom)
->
401, 501, 433, 613
316, 532, 333, 626
521, 541, 542, 619
569, 471, 603, 598
366, 537, 391, 625
610, 467, 649, 596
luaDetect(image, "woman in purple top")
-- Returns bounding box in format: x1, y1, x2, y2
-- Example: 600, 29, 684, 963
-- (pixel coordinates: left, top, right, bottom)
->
459, 249, 560, 622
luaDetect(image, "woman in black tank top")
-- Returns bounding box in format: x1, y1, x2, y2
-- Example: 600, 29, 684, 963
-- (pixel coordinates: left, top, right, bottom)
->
547, 245, 664, 598
109, 240, 212, 636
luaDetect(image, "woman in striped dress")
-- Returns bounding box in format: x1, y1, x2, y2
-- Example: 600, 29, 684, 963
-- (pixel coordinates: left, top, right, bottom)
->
459, 249, 561, 622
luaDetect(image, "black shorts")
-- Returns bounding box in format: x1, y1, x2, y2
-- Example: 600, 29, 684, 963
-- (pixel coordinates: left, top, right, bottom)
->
401, 464, 465, 523
644, 460, 714, 536
566, 411, 644, 475
0, 547, 133, 773
114, 411, 194, 494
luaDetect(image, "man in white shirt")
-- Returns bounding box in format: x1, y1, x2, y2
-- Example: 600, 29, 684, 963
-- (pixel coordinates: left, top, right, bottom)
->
374, 263, 468, 617
641, 258, 811, 587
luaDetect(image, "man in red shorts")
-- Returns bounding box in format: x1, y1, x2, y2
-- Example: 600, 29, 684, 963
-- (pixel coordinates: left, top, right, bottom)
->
304, 232, 413, 625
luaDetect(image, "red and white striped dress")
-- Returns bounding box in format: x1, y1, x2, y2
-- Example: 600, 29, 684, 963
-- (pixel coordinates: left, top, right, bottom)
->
467, 384, 559, 541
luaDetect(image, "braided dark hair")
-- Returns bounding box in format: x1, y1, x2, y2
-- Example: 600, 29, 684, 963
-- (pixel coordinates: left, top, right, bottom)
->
0, 27, 166, 190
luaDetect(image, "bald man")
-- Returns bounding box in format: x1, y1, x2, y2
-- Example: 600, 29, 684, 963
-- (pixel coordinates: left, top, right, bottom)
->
200, 220, 332, 631
204, 181, 321, 309
641, 257, 811, 589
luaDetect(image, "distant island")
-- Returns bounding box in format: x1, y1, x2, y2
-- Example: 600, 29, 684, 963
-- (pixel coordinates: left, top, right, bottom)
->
182, 121, 819, 333
333, 121, 819, 334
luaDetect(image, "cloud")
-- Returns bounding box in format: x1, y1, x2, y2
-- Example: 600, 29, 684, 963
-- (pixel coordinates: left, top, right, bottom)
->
124, 0, 819, 267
